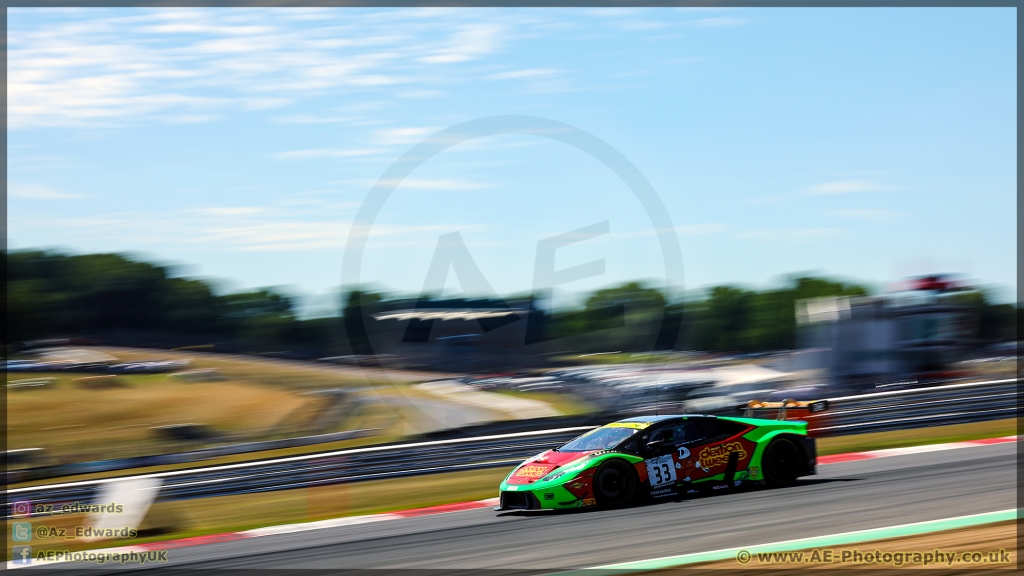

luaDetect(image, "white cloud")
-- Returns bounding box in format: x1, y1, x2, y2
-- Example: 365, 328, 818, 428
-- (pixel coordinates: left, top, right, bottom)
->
271, 114, 352, 125
829, 209, 899, 220
242, 97, 292, 111
735, 228, 844, 242
161, 113, 222, 124
6, 9, 740, 131
619, 223, 728, 239
689, 17, 748, 28
583, 8, 640, 18
418, 24, 503, 64
399, 89, 443, 98
7, 12, 510, 129
749, 178, 903, 204
674, 223, 729, 235
10, 194, 487, 252
8, 183, 84, 200
802, 180, 892, 195
619, 20, 672, 31
373, 127, 438, 146
376, 178, 490, 191
275, 148, 383, 159
199, 221, 346, 251
194, 206, 267, 216
487, 69, 560, 80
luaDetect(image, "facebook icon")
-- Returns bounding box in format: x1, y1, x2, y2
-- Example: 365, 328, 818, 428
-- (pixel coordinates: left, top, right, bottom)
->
12, 546, 32, 565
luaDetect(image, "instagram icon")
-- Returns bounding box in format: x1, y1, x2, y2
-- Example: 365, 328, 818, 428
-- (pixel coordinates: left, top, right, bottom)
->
12, 501, 32, 518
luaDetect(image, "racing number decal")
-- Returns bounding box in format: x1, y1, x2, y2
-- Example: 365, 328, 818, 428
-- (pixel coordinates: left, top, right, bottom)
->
644, 454, 676, 488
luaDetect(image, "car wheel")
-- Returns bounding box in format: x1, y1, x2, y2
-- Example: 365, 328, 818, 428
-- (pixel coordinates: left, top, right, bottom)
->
763, 438, 800, 487
593, 460, 636, 507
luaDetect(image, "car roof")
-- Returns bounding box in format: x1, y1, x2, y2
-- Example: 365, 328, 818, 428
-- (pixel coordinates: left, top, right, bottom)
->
613, 414, 708, 424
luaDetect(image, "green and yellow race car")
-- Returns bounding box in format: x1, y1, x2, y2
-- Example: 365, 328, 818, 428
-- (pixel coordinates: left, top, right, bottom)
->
496, 414, 816, 511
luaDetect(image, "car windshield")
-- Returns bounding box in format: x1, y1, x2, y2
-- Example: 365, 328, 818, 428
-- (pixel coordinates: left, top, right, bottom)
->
558, 426, 637, 452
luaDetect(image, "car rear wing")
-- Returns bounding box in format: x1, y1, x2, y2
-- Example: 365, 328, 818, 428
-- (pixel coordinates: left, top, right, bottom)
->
737, 399, 831, 436
742, 399, 828, 419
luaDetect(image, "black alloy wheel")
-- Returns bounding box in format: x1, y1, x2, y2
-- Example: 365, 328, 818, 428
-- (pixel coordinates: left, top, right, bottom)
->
763, 438, 800, 487
593, 460, 637, 507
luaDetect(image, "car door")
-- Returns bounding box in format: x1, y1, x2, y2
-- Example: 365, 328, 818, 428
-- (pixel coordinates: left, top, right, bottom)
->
638, 419, 703, 498
637, 422, 677, 498
684, 417, 757, 485
659, 419, 710, 486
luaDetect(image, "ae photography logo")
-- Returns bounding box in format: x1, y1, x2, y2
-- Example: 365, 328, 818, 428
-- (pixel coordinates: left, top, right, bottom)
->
9, 549, 169, 566
341, 116, 685, 429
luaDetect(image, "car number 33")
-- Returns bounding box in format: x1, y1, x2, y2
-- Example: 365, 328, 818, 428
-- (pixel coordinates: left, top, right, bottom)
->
644, 454, 676, 487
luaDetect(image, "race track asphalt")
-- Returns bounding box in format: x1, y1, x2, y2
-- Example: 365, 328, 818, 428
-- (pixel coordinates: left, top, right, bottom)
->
34, 442, 1018, 573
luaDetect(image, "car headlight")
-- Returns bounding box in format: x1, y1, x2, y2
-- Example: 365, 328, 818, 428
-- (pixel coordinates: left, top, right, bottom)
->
540, 470, 567, 483
540, 465, 582, 483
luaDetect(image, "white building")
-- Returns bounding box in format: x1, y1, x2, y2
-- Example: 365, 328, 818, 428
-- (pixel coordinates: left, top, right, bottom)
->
792, 276, 977, 388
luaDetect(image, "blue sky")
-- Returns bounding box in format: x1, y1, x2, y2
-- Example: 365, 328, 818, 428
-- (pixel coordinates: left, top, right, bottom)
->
8, 8, 1017, 314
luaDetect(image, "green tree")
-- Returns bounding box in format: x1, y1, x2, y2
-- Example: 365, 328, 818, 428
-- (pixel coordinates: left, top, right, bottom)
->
342, 290, 383, 355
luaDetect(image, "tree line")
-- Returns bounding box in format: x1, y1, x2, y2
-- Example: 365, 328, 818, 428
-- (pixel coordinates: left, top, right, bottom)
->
6, 249, 1018, 358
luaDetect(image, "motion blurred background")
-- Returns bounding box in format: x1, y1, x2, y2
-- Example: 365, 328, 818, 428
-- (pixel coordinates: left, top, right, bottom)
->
5, 6, 1017, 545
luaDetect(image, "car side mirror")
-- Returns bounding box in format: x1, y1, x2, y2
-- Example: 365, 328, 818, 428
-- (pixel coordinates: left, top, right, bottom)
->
645, 439, 666, 453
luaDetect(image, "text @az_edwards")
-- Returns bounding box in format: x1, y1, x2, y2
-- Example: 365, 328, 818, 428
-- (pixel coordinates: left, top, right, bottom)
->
30, 525, 139, 540
735, 548, 1013, 567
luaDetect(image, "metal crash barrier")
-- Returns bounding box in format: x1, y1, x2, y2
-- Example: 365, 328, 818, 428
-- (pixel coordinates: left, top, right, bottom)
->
743, 378, 1017, 436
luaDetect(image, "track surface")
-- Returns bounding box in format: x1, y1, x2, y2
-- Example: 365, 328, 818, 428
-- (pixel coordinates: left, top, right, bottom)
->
37, 443, 1018, 572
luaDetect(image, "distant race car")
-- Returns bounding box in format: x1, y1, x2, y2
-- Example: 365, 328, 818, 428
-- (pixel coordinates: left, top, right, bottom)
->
496, 414, 816, 511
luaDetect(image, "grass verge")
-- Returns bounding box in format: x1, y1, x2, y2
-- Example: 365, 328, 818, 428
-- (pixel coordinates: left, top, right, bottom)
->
7, 372, 317, 461
671, 519, 1017, 571
816, 418, 1017, 455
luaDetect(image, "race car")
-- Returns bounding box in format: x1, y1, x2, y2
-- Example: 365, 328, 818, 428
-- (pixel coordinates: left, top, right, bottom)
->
496, 414, 816, 511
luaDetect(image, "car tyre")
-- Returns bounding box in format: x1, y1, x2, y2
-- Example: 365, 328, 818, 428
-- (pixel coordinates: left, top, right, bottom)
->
593, 460, 636, 508
763, 438, 800, 487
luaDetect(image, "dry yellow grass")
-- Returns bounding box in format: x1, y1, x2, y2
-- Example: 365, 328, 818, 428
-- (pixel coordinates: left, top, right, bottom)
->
6, 346, 460, 472
98, 346, 445, 390
7, 372, 317, 462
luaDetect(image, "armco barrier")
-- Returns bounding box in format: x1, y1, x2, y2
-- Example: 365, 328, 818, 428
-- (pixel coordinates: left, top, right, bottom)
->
6, 428, 378, 485
6, 379, 1016, 513
811, 378, 1017, 435
743, 378, 1017, 436
5, 427, 594, 517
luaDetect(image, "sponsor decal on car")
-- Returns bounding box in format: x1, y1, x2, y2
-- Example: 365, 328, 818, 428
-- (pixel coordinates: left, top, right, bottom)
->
514, 465, 552, 479
605, 421, 653, 429
644, 454, 676, 488
698, 441, 748, 469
